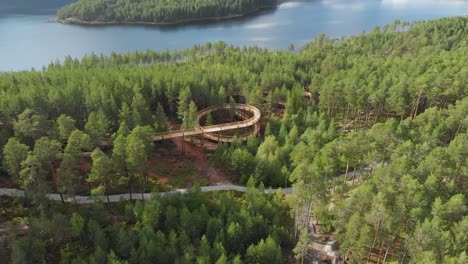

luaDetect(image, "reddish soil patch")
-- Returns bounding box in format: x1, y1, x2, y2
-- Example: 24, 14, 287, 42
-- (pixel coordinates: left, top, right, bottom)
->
170, 136, 231, 186
79, 162, 91, 174
146, 158, 174, 185
148, 172, 171, 184
0, 177, 17, 188
163, 124, 231, 186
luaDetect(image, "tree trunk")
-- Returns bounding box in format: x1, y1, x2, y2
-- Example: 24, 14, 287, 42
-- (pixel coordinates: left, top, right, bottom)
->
345, 160, 350, 182
345, 248, 350, 263
129, 182, 133, 201
400, 250, 407, 264
140, 178, 144, 201
366, 234, 378, 263
352, 166, 358, 186
374, 105, 382, 125
345, 102, 350, 126
383, 245, 390, 263
356, 110, 362, 129
294, 206, 299, 238
413, 89, 423, 119
23, 190, 28, 204
364, 107, 370, 128
455, 160, 463, 191
377, 239, 386, 263
306, 197, 313, 231
59, 193, 65, 204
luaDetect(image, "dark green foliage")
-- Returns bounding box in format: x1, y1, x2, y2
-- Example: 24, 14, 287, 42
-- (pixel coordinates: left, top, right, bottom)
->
56, 0, 278, 24
2, 188, 292, 263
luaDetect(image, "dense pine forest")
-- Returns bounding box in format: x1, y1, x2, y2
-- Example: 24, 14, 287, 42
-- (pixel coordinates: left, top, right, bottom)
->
1, 187, 291, 263
0, 17, 467, 263
56, 0, 277, 24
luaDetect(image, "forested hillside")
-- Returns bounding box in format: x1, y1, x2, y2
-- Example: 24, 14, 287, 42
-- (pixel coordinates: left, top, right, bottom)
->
0, 17, 467, 263
1, 187, 292, 263
56, 0, 277, 24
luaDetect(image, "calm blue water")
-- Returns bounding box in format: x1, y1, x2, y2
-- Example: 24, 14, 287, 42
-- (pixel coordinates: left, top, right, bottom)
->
1, 0, 467, 71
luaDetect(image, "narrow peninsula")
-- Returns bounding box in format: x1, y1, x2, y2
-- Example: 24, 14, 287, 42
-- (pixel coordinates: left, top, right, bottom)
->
57, 0, 278, 25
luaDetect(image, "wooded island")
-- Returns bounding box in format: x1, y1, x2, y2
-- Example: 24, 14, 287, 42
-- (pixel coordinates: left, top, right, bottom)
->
57, 0, 278, 25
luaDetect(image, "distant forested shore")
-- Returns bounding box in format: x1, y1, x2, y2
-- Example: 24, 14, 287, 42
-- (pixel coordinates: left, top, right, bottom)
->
57, 0, 278, 25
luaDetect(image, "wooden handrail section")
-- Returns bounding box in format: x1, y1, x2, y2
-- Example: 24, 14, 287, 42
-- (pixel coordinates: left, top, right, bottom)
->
153, 104, 261, 142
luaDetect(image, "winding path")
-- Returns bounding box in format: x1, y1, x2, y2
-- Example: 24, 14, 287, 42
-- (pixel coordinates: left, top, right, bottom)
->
0, 165, 376, 204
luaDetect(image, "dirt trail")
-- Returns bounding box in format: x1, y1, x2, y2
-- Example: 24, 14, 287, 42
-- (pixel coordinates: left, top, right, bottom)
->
170, 137, 231, 186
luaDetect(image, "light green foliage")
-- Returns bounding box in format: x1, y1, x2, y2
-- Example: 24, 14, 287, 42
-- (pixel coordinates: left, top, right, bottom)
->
89, 148, 115, 199
246, 236, 282, 264
131, 92, 150, 126
33, 137, 62, 165
125, 125, 153, 192
64, 130, 92, 157
217, 86, 226, 106
154, 104, 168, 133
2, 137, 29, 179
126, 136, 147, 177
293, 228, 310, 264
56, 114, 76, 141
13, 109, 49, 144
112, 133, 130, 187
85, 109, 110, 144
19, 154, 50, 202
205, 112, 214, 126
182, 100, 198, 129
57, 153, 81, 198
286, 84, 307, 117
70, 212, 85, 238
329, 99, 468, 263
178, 86, 192, 121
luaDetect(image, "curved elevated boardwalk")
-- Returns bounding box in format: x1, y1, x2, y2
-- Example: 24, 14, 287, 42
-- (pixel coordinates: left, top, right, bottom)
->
153, 104, 261, 142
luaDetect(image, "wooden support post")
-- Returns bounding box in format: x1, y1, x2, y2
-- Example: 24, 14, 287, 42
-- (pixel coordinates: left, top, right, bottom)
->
201, 131, 204, 149
182, 132, 185, 154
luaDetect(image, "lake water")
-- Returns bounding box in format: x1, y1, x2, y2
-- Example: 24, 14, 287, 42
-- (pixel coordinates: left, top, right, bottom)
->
1, 0, 467, 71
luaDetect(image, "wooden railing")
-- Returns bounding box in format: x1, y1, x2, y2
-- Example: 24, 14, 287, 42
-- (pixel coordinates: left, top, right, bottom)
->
153, 103, 261, 142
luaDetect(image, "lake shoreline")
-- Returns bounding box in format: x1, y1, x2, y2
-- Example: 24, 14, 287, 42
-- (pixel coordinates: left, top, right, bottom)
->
57, 5, 277, 27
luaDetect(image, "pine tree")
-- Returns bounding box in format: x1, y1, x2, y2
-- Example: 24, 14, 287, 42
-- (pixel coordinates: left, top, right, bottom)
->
154, 104, 168, 132
182, 101, 198, 129
178, 86, 192, 121
293, 228, 310, 264
2, 137, 29, 180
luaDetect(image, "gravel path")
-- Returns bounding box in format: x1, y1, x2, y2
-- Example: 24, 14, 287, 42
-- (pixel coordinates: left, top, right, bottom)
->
0, 165, 376, 204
